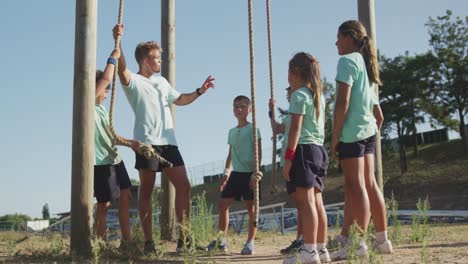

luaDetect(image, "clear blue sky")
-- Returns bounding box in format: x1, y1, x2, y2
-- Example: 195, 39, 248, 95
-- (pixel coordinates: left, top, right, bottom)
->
1, 1, 466, 218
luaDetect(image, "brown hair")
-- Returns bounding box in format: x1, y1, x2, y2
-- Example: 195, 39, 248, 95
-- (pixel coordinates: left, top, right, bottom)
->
288, 52, 323, 119
233, 95, 251, 105
134, 41, 162, 65
338, 20, 382, 86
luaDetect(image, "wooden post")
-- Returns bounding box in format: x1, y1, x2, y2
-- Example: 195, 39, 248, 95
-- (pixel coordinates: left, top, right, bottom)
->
70, 0, 96, 256
160, 0, 177, 241
358, 0, 384, 191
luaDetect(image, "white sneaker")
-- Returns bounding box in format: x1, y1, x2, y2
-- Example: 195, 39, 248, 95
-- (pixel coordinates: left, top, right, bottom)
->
283, 249, 321, 264
373, 239, 393, 254
329, 243, 368, 261
318, 248, 331, 263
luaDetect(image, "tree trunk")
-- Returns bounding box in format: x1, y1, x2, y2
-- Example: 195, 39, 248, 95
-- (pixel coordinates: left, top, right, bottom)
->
397, 122, 408, 174
411, 100, 418, 157
458, 107, 467, 149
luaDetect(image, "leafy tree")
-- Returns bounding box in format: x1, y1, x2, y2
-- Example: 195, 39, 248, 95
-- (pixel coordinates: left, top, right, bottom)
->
379, 53, 430, 171
0, 213, 31, 231
425, 10, 468, 147
42, 203, 50, 220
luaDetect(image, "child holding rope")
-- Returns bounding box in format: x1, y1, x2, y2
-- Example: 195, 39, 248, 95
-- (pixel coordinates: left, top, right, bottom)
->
205, 95, 262, 255
269, 87, 306, 254
94, 47, 140, 250
329, 20, 392, 261
282, 52, 330, 264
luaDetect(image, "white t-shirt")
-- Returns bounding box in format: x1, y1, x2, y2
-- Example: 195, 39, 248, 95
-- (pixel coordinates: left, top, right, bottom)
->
123, 73, 181, 146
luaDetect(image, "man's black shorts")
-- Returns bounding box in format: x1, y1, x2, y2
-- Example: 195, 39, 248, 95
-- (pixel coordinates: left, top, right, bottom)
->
135, 145, 185, 172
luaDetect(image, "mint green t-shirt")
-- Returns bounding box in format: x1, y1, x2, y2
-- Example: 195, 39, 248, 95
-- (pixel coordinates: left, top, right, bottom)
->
228, 123, 262, 173
335, 52, 378, 143
288, 87, 325, 145
95, 105, 121, 166
280, 113, 291, 166
122, 73, 181, 146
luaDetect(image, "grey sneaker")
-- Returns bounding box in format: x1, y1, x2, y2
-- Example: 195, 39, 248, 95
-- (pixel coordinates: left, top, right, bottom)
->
240, 241, 255, 255
205, 239, 228, 252
283, 248, 320, 264
280, 239, 303, 255
373, 239, 393, 254
319, 247, 331, 262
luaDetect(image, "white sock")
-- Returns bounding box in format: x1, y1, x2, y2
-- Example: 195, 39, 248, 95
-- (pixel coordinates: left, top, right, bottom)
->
297, 235, 303, 241
247, 240, 254, 245
317, 243, 326, 251
303, 243, 316, 252
375, 231, 388, 243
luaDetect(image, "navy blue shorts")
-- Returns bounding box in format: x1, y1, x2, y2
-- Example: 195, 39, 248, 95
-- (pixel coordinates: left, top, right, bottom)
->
289, 144, 328, 191
338, 135, 376, 160
221, 171, 262, 201
94, 161, 132, 203
135, 145, 185, 172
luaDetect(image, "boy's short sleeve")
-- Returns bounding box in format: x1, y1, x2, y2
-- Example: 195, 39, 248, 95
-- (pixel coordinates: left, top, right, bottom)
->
289, 91, 307, 115
227, 128, 233, 145
336, 57, 358, 86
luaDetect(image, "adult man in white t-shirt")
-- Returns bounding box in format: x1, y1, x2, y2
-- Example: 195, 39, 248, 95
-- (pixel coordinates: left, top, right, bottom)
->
113, 24, 215, 254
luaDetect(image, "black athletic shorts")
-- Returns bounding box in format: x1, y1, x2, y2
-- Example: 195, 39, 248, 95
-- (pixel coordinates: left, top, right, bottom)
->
135, 145, 185, 172
221, 171, 262, 201
289, 144, 328, 192
338, 134, 376, 160
94, 161, 132, 203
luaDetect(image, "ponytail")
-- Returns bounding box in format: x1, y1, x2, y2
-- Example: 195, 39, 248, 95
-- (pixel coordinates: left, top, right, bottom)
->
339, 20, 382, 86
307, 59, 323, 120
289, 52, 323, 120
360, 36, 382, 86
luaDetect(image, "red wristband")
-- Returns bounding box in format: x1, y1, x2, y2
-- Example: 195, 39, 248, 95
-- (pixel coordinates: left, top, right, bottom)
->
285, 148, 296, 161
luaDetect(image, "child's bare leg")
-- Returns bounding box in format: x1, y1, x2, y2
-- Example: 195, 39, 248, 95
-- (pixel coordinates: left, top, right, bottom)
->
314, 189, 327, 244
119, 188, 132, 241
291, 192, 303, 240
296, 187, 318, 245
364, 154, 387, 233
245, 200, 257, 242
218, 198, 234, 237
96, 202, 110, 240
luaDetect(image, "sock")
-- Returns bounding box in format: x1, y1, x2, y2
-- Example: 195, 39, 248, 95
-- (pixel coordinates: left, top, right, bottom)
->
358, 239, 366, 248
297, 234, 303, 241
317, 243, 326, 251
247, 239, 254, 245
303, 243, 316, 252
375, 231, 388, 243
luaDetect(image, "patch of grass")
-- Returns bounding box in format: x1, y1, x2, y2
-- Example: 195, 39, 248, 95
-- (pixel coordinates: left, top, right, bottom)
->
388, 192, 402, 244
411, 196, 430, 243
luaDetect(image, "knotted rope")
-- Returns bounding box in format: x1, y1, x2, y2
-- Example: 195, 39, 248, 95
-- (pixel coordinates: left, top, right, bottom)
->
266, 0, 280, 194
247, 0, 262, 227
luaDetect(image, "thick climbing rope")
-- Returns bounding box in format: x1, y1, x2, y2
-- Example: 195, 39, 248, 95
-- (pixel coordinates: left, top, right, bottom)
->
108, 0, 172, 167
247, 0, 263, 227
266, 0, 280, 194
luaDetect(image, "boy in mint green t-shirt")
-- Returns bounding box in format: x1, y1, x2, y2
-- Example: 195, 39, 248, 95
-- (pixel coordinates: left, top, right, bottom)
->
94, 48, 140, 249
206, 95, 261, 255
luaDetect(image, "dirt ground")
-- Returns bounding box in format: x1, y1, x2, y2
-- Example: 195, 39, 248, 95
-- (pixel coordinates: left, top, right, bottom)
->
1, 224, 467, 263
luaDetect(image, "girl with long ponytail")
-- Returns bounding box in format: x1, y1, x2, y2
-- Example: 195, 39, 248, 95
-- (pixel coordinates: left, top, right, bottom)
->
329, 20, 392, 261
282, 52, 330, 264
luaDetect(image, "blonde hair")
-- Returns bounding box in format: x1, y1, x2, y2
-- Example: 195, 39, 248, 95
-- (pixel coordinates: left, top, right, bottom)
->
339, 20, 382, 86
289, 52, 323, 119
134, 41, 162, 65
